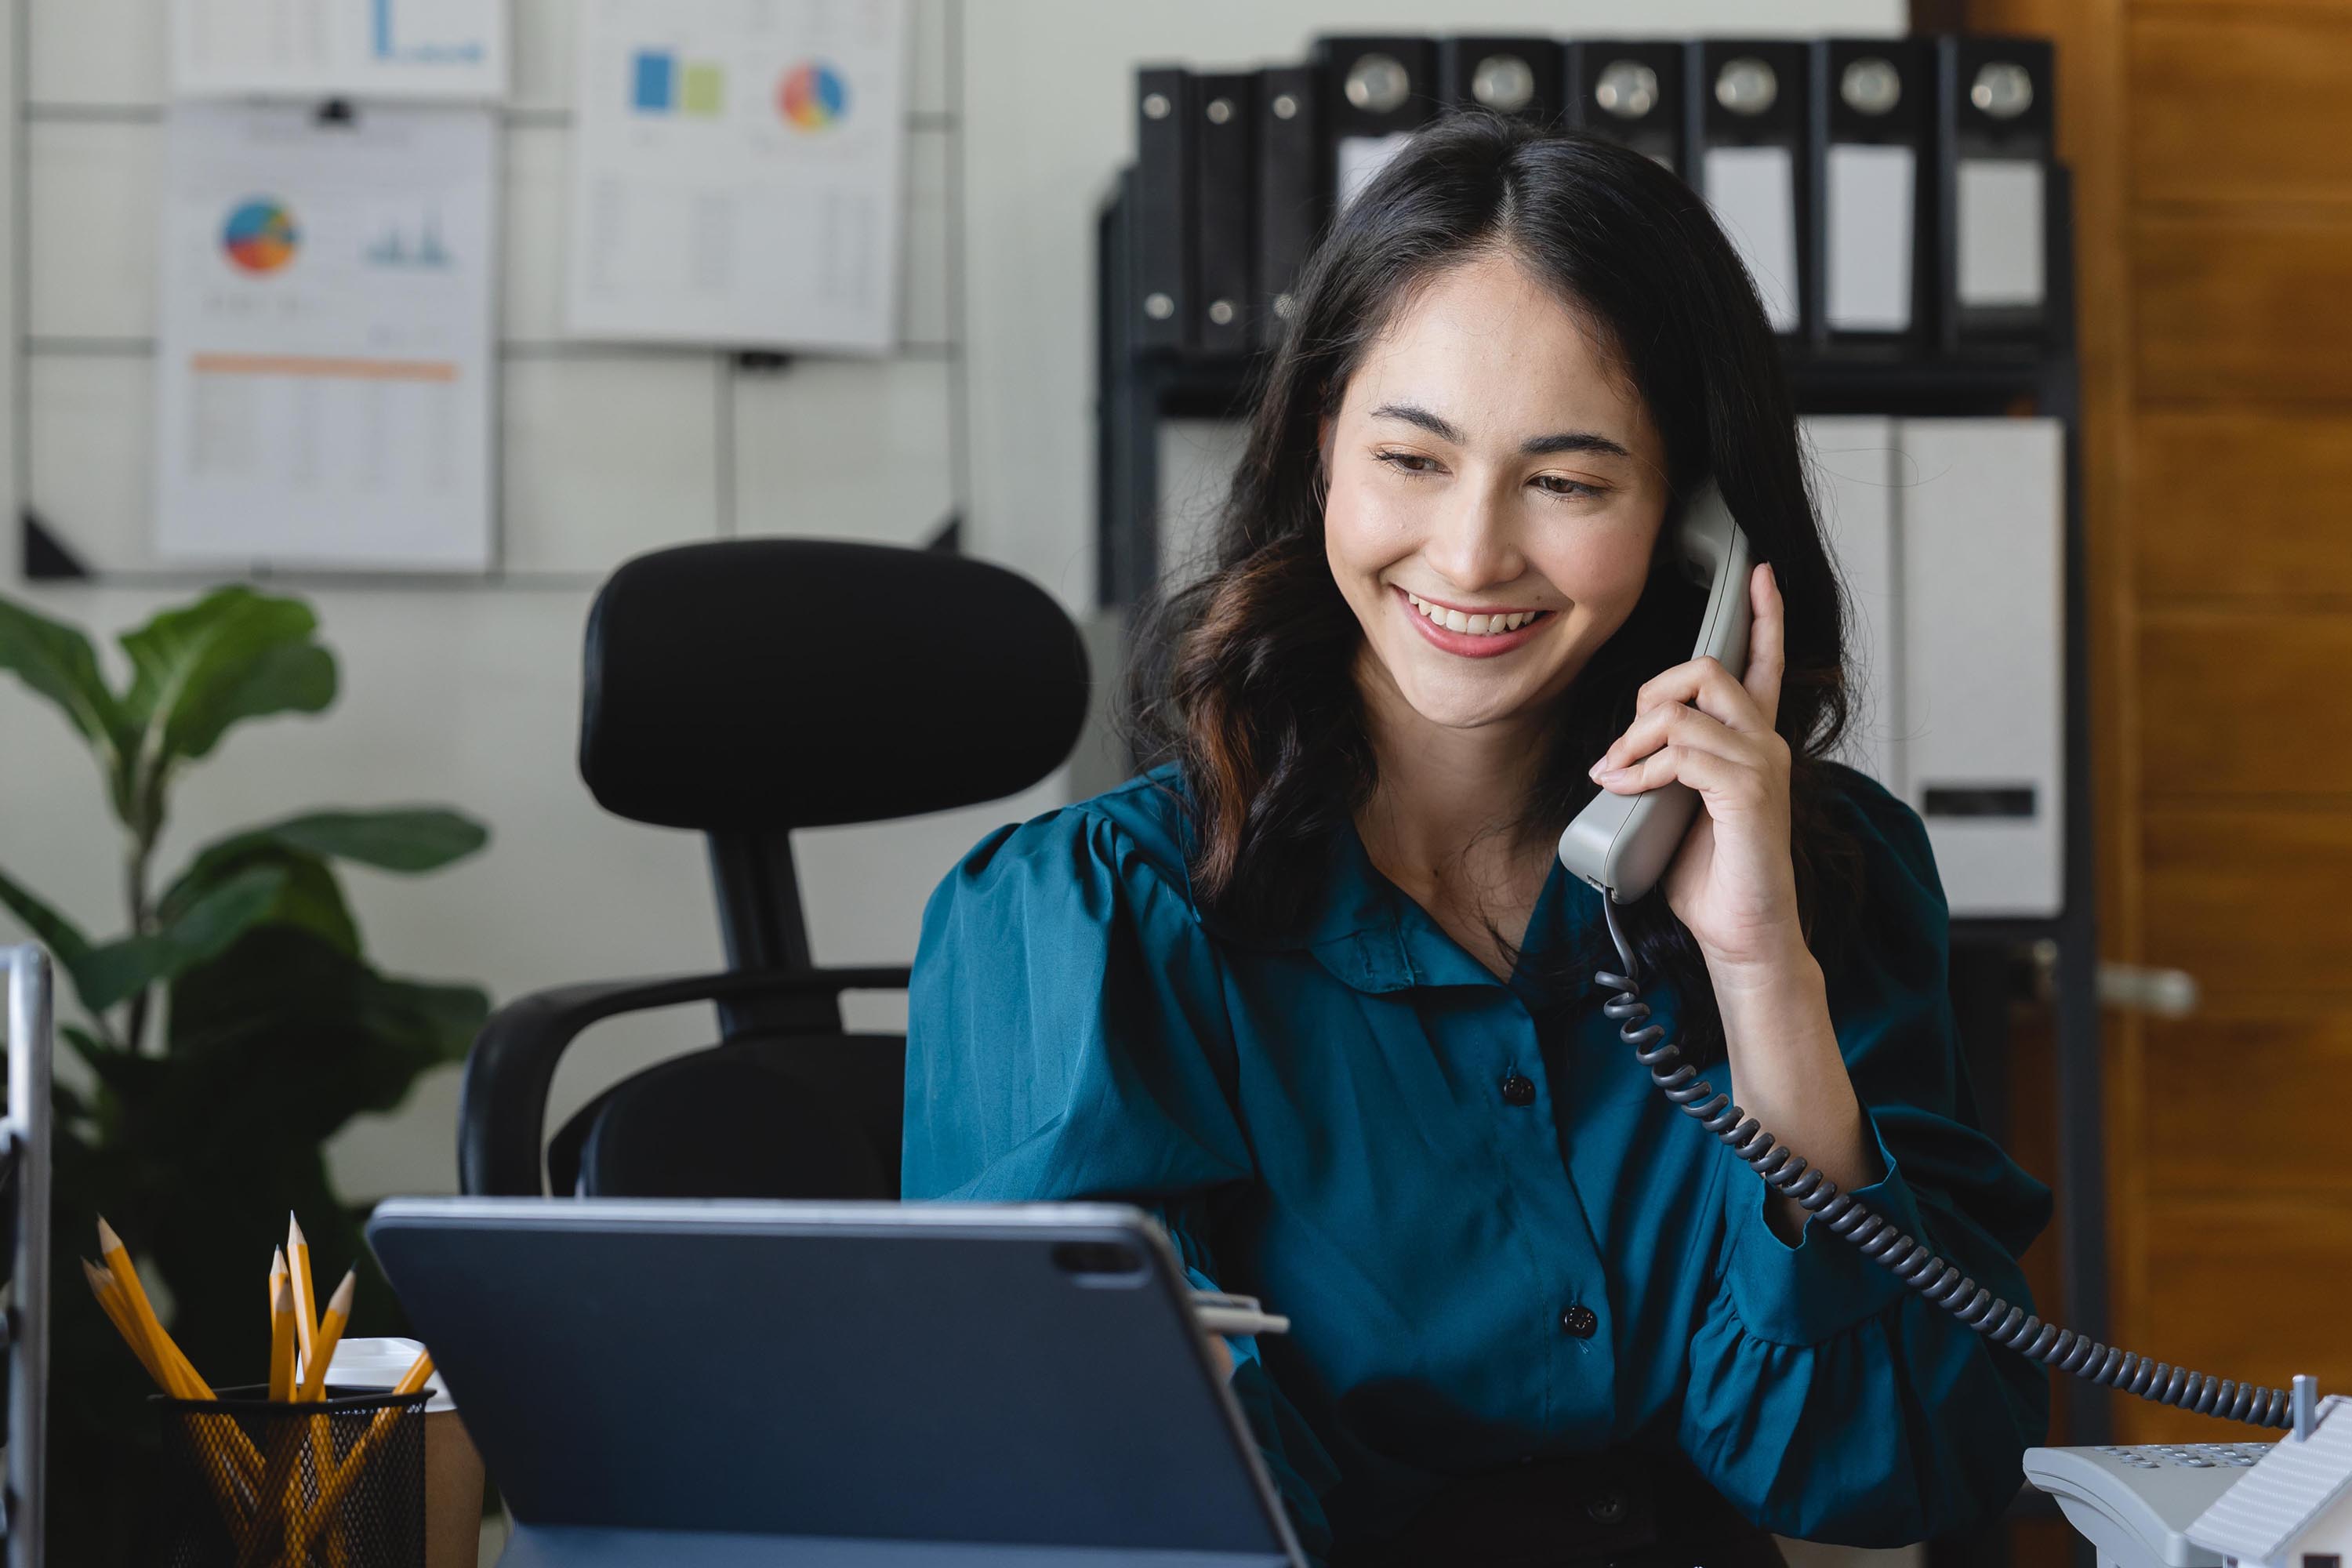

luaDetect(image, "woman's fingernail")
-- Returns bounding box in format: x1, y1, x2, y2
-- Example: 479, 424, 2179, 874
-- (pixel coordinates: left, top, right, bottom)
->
1588, 760, 1606, 779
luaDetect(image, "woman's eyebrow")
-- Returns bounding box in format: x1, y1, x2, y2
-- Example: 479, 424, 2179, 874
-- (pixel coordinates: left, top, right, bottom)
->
1367, 402, 1631, 459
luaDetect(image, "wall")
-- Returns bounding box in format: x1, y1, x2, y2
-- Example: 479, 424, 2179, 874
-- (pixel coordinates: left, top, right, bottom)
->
2, 0, 1906, 1205
0, 0, 1078, 1202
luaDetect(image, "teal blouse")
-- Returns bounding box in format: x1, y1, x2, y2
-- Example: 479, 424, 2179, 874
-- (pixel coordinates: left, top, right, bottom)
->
901, 763, 2051, 1563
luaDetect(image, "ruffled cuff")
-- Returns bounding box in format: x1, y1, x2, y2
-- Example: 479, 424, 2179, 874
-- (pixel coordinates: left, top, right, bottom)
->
1723, 1105, 1926, 1345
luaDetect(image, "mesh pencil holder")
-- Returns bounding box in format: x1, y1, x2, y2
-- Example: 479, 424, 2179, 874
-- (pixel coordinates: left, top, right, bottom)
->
151, 1384, 430, 1568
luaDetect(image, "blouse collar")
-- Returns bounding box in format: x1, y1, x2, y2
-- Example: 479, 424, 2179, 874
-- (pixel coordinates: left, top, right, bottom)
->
1298, 815, 1602, 1005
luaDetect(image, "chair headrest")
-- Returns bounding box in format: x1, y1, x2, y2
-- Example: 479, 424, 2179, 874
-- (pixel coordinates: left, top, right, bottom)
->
581, 539, 1090, 831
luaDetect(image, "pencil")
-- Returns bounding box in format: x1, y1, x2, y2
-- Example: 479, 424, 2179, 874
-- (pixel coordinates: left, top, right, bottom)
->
286, 1214, 318, 1381
296, 1271, 355, 1403
82, 1259, 167, 1389
293, 1349, 441, 1559
267, 1275, 297, 1403
96, 1218, 209, 1399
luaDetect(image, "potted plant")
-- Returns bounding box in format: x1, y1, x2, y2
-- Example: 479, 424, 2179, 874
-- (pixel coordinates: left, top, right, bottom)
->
0, 584, 491, 1566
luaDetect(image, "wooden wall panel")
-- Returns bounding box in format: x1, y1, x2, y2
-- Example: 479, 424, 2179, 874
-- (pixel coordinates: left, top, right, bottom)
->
2129, 1200, 2352, 1443
2141, 1008, 2352, 1197
2140, 613, 2352, 792
2129, 8, 2352, 205
2136, 412, 2352, 598
2142, 810, 2352, 997
2134, 220, 2352, 403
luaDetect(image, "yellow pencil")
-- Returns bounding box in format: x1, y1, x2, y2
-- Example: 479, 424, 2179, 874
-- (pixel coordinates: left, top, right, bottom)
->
286, 1214, 319, 1381
96, 1219, 209, 1400
95, 1221, 269, 1497
394, 1350, 434, 1396
82, 1259, 167, 1389
268, 1246, 286, 1313
295, 1349, 440, 1559
267, 1275, 297, 1403
296, 1271, 355, 1403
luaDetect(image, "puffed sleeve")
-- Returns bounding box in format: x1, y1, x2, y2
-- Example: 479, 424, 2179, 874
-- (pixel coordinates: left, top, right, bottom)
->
1677, 774, 2055, 1546
901, 806, 1339, 1563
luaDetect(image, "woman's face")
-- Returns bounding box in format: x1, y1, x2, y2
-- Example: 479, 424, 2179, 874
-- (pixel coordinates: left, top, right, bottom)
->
1321, 252, 1671, 735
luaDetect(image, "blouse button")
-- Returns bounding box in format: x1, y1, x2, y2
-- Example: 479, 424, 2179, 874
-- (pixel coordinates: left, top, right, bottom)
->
1500, 1074, 1536, 1107
1559, 1304, 1599, 1338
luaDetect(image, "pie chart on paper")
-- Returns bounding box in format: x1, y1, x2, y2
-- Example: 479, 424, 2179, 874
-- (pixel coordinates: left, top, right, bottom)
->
221, 198, 300, 274
778, 60, 848, 129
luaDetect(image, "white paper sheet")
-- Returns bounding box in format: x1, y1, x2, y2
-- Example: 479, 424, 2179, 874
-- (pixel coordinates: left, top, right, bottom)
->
564, 0, 909, 354
1826, 143, 1915, 332
1957, 158, 2047, 309
171, 0, 509, 101
154, 104, 499, 570
1703, 144, 1799, 334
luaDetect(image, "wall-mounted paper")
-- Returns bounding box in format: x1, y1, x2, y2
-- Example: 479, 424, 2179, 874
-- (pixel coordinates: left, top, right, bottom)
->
171, 0, 509, 101
564, 0, 909, 354
154, 104, 499, 570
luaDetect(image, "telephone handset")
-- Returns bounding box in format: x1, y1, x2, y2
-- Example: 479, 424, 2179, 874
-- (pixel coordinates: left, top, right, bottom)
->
1559, 481, 2296, 1432
1556, 481, 1753, 904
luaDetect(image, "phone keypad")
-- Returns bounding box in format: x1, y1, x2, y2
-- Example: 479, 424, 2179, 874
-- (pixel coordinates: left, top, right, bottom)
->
2094, 1443, 2270, 1471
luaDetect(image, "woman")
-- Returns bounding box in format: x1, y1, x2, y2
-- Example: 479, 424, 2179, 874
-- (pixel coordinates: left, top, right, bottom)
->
902, 114, 2051, 1566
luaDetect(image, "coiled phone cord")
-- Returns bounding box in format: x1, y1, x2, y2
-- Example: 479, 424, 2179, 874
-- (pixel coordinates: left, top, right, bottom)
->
1595, 897, 2293, 1429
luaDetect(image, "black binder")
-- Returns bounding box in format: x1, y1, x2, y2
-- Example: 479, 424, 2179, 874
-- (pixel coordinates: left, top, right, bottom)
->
1313, 36, 1436, 210
1438, 37, 1565, 125
1693, 40, 1811, 340
1192, 71, 1256, 358
1564, 40, 1686, 172
1254, 65, 1321, 348
1935, 36, 2056, 352
1813, 38, 1932, 354
1134, 66, 1194, 353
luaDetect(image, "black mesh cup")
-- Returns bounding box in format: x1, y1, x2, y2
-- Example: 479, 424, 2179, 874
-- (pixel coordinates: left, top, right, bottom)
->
150, 1385, 430, 1568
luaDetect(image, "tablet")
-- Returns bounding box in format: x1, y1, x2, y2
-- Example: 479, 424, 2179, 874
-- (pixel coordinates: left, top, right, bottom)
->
365, 1198, 1305, 1567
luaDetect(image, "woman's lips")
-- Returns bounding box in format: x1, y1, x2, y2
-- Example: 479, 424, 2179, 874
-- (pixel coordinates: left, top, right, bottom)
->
1392, 585, 1552, 659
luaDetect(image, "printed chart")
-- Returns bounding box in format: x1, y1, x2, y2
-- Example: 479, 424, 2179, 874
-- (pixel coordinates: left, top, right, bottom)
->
566, 0, 908, 353
172, 0, 508, 100
154, 105, 499, 569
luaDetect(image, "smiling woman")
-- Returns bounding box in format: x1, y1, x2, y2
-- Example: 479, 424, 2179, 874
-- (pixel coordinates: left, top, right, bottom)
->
904, 112, 2051, 1568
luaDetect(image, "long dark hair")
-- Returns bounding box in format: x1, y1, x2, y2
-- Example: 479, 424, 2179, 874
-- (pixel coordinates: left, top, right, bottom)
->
1127, 113, 1863, 1054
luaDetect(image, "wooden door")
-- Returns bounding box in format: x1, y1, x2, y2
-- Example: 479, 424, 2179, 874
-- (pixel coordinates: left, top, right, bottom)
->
1960, 0, 2352, 1442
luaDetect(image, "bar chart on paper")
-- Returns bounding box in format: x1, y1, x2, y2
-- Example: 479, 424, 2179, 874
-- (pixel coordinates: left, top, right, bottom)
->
171, 0, 508, 100
565, 0, 909, 352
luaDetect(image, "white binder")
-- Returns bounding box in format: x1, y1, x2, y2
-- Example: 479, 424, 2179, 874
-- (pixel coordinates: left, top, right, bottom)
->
1896, 418, 2064, 917
1801, 416, 1903, 793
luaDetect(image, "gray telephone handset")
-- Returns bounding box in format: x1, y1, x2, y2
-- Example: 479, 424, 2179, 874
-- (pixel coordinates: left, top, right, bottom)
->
1556, 481, 1753, 904
1558, 482, 2303, 1450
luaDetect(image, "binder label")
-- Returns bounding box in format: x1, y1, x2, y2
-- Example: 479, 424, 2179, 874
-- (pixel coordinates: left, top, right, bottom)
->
1702, 145, 1799, 334
1827, 143, 1916, 332
1336, 131, 1414, 211
1956, 158, 2046, 309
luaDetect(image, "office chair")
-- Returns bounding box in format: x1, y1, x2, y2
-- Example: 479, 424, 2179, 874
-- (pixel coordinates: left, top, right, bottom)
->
456, 539, 1090, 1200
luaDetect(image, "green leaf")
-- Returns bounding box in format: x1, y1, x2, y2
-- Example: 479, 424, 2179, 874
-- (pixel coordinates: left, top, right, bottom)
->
115, 589, 336, 834
0, 593, 129, 757
170, 810, 488, 898
164, 924, 488, 1139
77, 863, 289, 1011
157, 846, 359, 956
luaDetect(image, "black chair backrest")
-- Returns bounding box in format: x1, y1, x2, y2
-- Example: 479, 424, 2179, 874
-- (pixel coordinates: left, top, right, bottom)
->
463, 539, 1090, 1200
582, 538, 1091, 834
